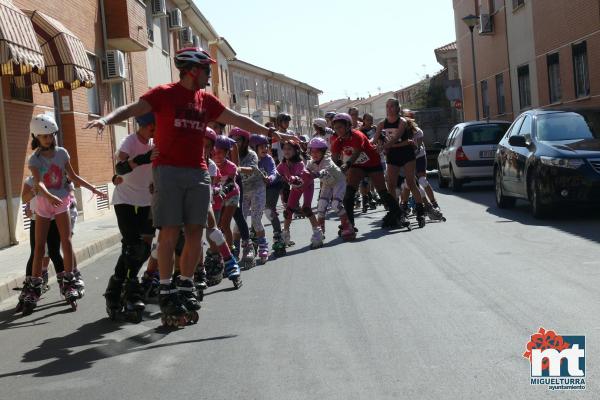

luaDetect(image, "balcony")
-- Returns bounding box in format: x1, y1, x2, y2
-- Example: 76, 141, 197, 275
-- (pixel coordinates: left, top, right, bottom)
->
104, 0, 148, 52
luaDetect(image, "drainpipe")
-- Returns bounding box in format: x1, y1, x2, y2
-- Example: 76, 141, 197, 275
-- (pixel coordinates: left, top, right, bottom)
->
0, 83, 18, 245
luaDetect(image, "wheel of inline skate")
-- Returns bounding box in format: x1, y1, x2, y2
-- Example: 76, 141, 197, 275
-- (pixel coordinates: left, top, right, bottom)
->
22, 302, 35, 316
233, 278, 243, 289
69, 300, 78, 312
188, 311, 199, 324
128, 310, 143, 324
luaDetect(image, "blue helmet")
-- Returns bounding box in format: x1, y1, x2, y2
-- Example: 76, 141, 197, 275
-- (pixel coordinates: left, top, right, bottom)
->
135, 112, 155, 127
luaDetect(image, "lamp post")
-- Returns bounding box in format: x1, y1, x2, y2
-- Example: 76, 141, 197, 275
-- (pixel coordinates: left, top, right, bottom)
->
462, 14, 480, 121
242, 89, 253, 118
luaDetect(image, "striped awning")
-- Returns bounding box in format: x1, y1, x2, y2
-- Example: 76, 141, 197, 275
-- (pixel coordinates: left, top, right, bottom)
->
0, 0, 45, 76
14, 10, 95, 93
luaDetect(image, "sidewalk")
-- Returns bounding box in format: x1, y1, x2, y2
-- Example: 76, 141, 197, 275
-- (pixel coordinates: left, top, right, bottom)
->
0, 212, 121, 302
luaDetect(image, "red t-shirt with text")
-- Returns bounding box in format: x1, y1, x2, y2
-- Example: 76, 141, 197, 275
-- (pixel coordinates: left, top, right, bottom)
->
331, 129, 381, 168
141, 83, 225, 170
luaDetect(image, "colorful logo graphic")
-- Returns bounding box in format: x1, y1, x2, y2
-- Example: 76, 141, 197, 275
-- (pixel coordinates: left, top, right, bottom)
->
523, 327, 585, 390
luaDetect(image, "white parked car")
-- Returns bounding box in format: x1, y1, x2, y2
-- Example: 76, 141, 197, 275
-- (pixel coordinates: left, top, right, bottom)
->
437, 121, 511, 191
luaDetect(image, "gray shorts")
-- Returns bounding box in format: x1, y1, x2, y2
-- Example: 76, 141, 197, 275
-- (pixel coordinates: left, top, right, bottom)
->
152, 166, 211, 228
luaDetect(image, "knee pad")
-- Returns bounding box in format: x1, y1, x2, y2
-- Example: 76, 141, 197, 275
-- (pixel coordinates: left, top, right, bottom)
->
301, 206, 314, 218
332, 198, 345, 215
418, 176, 430, 189
207, 228, 226, 246
125, 240, 151, 266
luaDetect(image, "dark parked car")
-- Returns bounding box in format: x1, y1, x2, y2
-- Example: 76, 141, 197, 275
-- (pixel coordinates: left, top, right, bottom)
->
494, 108, 600, 217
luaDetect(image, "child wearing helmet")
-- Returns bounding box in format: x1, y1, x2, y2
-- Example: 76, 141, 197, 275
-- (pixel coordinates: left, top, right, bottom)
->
272, 113, 294, 164
24, 114, 107, 315
307, 137, 355, 240
330, 113, 410, 232
213, 136, 240, 251
276, 142, 324, 249
230, 127, 264, 267
251, 134, 286, 257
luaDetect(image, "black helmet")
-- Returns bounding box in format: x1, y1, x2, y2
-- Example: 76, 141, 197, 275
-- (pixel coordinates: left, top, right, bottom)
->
276, 113, 291, 123
324, 111, 336, 119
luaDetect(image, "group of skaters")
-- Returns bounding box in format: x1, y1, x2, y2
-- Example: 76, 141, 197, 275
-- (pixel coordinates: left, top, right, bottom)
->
14, 47, 444, 327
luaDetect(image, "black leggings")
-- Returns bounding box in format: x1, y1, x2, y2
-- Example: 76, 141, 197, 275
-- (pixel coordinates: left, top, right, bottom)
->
265, 183, 283, 234
114, 204, 153, 280
26, 219, 64, 276
233, 175, 250, 241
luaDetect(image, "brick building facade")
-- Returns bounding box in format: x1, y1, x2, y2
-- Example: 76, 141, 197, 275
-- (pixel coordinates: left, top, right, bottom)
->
453, 0, 600, 123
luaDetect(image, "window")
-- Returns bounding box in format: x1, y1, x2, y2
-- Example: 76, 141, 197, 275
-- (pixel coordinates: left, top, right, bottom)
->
547, 53, 561, 103
517, 65, 531, 109
220, 65, 224, 90
462, 124, 510, 145
572, 41, 590, 98
512, 0, 524, 9
517, 115, 532, 136
145, 0, 154, 43
160, 17, 170, 53
9, 82, 33, 103
489, 0, 501, 13
86, 54, 100, 115
111, 82, 125, 109
225, 70, 229, 92
508, 116, 525, 137
495, 73, 505, 114
480, 80, 489, 118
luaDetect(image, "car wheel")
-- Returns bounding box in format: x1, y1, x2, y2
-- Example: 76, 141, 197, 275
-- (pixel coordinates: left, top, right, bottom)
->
495, 168, 515, 208
437, 169, 449, 188
449, 166, 462, 192
529, 174, 550, 219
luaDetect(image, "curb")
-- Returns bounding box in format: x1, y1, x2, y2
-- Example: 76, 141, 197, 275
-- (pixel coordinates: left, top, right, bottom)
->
0, 232, 122, 304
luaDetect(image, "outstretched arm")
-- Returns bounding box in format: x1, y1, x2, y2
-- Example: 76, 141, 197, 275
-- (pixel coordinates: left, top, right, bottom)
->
217, 108, 298, 142
84, 99, 152, 133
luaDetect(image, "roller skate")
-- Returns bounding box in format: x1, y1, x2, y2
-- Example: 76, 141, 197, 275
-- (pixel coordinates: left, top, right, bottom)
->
73, 269, 85, 298
426, 202, 446, 222
293, 211, 305, 219
362, 196, 369, 214
272, 232, 286, 257
382, 208, 411, 230
104, 275, 123, 321
122, 278, 145, 323
337, 224, 358, 237
249, 228, 259, 254
224, 257, 242, 289
318, 219, 326, 238
204, 250, 224, 287
239, 239, 256, 271
176, 277, 200, 325
62, 273, 80, 311
310, 227, 324, 250
141, 270, 160, 300
339, 216, 356, 241
369, 193, 378, 210
194, 267, 208, 297
232, 240, 241, 260
41, 269, 50, 293
282, 229, 295, 247
21, 278, 42, 316
257, 237, 269, 264
159, 282, 188, 328
56, 272, 65, 297
416, 203, 426, 228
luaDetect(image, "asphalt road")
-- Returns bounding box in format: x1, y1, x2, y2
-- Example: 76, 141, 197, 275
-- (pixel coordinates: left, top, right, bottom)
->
0, 179, 599, 400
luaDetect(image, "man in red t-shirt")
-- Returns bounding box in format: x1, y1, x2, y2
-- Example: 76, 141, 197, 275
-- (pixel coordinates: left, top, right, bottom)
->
330, 113, 409, 231
86, 47, 296, 325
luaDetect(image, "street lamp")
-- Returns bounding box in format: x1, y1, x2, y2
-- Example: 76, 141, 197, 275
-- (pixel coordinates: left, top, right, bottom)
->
462, 13, 480, 120
242, 89, 253, 118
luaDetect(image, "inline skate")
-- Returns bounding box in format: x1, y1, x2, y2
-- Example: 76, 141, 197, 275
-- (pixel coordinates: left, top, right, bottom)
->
176, 277, 200, 325
240, 239, 256, 271
224, 257, 242, 289
159, 282, 188, 328
204, 250, 224, 287
310, 227, 324, 250
257, 236, 269, 264
272, 232, 286, 257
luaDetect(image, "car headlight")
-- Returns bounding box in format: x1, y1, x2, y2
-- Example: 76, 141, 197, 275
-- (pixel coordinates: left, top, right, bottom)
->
540, 156, 584, 169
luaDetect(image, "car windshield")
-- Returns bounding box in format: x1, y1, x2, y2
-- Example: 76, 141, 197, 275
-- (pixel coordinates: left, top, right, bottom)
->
462, 124, 509, 146
537, 112, 600, 141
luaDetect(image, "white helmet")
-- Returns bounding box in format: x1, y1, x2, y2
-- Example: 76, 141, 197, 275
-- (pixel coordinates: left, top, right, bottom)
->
313, 118, 327, 129
30, 114, 58, 136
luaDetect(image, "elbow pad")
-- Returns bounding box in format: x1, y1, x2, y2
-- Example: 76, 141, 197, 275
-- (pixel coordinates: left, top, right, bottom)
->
115, 160, 133, 175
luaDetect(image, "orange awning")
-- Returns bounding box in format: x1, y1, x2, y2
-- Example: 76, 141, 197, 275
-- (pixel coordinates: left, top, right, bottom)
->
0, 0, 45, 76
14, 10, 95, 93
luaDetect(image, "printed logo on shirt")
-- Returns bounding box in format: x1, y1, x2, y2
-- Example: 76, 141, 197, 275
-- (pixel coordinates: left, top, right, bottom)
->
524, 327, 586, 391
174, 103, 207, 132
342, 146, 369, 165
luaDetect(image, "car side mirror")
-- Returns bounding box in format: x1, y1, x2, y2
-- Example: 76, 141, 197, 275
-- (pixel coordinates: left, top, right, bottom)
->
433, 141, 445, 150
508, 136, 527, 147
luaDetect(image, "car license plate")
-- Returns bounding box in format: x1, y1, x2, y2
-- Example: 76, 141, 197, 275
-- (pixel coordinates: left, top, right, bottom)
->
480, 150, 495, 158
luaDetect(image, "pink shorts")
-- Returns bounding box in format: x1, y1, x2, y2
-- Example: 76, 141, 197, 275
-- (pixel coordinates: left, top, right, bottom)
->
35, 196, 71, 219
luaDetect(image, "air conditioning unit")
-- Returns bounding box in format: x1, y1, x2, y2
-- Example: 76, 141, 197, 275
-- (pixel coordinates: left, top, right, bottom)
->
167, 9, 183, 30
192, 35, 200, 48
151, 0, 166, 17
479, 13, 494, 34
102, 50, 127, 82
179, 27, 193, 47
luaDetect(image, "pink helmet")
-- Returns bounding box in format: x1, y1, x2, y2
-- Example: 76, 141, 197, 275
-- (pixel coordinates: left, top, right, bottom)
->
215, 136, 236, 151
204, 127, 217, 143
229, 127, 251, 141
332, 113, 352, 125
308, 137, 328, 150
249, 134, 269, 148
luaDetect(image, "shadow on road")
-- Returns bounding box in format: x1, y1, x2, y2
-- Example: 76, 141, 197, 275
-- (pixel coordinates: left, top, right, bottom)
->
433, 178, 600, 244
0, 317, 237, 378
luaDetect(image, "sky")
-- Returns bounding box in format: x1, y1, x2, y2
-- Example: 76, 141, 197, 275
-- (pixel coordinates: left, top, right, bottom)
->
196, 0, 457, 103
